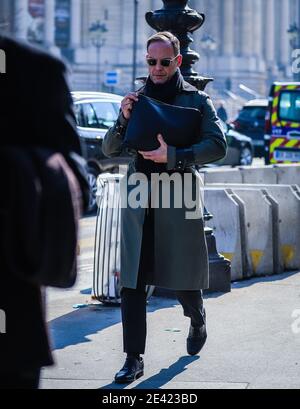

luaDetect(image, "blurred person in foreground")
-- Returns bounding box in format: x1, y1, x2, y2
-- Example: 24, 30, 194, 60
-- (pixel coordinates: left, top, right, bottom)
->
0, 35, 89, 389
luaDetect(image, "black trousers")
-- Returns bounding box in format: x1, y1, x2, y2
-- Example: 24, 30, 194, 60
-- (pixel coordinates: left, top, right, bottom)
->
121, 203, 205, 355
121, 279, 205, 355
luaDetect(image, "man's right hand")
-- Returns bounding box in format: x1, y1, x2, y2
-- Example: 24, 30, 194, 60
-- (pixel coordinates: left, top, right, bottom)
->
121, 92, 139, 120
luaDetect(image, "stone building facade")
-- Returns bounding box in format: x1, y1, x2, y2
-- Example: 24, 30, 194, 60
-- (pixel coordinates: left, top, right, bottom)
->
1, 0, 300, 100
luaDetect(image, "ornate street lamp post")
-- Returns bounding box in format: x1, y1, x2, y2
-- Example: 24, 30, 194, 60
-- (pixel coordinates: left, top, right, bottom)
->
145, 0, 231, 293
89, 20, 108, 91
200, 34, 217, 76
132, 0, 139, 90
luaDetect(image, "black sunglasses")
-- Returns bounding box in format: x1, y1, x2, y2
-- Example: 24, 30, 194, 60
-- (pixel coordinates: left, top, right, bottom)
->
146, 55, 179, 67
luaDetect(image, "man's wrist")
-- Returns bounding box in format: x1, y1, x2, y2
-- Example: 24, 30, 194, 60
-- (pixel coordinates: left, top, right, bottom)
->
167, 147, 195, 170
119, 112, 129, 126
115, 112, 128, 138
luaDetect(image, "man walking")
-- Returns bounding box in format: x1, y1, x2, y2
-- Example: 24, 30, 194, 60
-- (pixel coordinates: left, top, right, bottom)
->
0, 35, 88, 389
103, 31, 227, 383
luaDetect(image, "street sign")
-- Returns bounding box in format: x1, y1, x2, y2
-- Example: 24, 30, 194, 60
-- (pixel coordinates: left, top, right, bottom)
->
104, 70, 120, 86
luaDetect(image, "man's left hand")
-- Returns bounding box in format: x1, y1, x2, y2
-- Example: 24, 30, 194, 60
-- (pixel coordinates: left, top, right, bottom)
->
138, 134, 168, 163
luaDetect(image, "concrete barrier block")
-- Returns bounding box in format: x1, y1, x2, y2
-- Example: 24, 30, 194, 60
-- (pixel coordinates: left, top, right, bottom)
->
204, 188, 246, 281
200, 168, 243, 184
224, 190, 254, 279
274, 164, 300, 188
206, 186, 279, 278
239, 166, 277, 184
207, 183, 300, 271
260, 185, 300, 271
229, 188, 276, 277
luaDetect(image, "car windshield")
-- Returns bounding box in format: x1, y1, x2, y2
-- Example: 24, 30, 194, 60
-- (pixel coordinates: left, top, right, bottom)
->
76, 100, 120, 129
92, 101, 120, 129
238, 106, 266, 122
279, 91, 300, 122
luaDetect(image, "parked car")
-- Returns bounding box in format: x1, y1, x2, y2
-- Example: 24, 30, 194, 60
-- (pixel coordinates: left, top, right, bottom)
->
231, 99, 268, 158
216, 119, 254, 166
264, 82, 300, 164
72, 91, 130, 212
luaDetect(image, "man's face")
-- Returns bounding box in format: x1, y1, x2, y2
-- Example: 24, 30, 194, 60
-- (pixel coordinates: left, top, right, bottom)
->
146, 40, 182, 85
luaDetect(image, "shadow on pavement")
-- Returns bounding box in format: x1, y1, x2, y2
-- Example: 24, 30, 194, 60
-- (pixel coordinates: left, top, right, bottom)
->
153, 271, 298, 301
49, 297, 181, 351
49, 271, 298, 352
99, 356, 200, 390
230, 270, 299, 289
80, 287, 92, 294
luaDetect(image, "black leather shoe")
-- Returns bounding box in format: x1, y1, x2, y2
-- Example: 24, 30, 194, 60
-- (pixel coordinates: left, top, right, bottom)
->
187, 324, 207, 356
114, 357, 144, 384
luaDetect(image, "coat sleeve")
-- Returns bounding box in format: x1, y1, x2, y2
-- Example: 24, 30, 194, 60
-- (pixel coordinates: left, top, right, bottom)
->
102, 112, 129, 158
167, 95, 227, 170
37, 57, 90, 209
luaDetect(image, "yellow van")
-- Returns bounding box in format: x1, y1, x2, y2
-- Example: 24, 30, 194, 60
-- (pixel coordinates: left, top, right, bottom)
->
264, 82, 300, 164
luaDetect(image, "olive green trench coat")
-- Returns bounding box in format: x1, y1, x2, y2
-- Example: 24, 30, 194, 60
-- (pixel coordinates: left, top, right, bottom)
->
102, 80, 227, 290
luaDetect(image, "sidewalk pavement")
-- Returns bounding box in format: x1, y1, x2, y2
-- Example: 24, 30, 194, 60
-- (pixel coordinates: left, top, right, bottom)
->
41, 259, 300, 389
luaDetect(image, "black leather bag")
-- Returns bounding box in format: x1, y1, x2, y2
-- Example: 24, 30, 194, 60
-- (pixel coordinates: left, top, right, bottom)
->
123, 94, 203, 151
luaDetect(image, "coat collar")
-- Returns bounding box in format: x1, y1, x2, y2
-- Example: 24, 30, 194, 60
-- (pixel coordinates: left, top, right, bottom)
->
180, 80, 199, 93
137, 76, 199, 95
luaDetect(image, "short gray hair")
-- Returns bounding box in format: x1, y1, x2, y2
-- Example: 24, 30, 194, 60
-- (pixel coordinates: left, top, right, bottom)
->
147, 31, 180, 56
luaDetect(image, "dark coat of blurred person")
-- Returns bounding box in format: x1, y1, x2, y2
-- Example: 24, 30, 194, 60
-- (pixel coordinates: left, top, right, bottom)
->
0, 35, 88, 389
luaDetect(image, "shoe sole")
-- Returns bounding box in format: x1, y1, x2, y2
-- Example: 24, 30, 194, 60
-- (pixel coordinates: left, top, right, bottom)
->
114, 370, 144, 384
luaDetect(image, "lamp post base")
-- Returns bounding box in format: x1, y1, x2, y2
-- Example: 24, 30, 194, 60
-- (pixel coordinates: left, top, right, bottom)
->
204, 227, 231, 294
147, 0, 232, 297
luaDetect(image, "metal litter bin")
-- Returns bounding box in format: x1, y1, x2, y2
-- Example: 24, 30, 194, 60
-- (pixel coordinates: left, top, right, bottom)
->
93, 173, 154, 304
